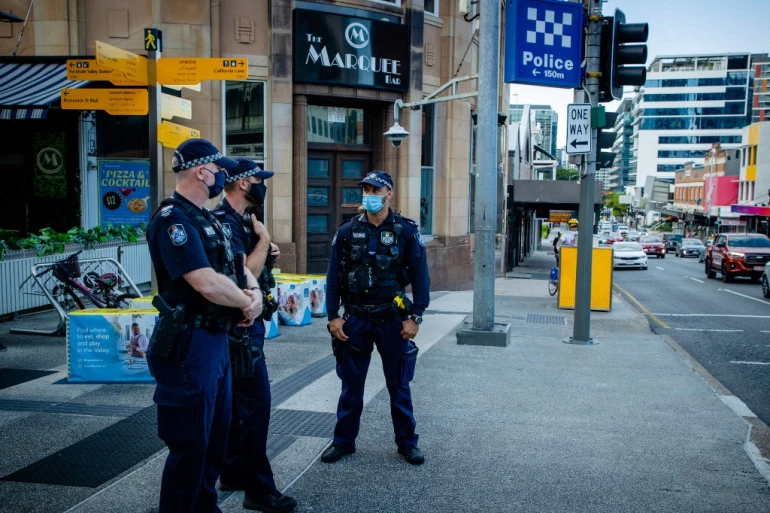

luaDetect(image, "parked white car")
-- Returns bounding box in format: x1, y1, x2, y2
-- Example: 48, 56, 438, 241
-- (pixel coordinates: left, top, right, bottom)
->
613, 242, 648, 270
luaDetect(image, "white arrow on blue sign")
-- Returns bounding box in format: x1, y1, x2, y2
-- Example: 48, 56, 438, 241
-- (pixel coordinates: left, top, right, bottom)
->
504, 0, 585, 89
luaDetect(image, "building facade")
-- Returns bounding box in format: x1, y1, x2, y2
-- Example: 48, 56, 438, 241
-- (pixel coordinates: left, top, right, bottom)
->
609, 98, 634, 192
0, 0, 510, 290
633, 53, 761, 189
508, 103, 558, 159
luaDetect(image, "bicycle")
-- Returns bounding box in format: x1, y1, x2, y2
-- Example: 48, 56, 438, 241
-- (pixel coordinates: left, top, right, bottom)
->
548, 262, 559, 297
23, 251, 138, 311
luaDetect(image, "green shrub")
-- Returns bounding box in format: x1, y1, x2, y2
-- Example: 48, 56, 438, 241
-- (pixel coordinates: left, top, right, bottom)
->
0, 224, 146, 260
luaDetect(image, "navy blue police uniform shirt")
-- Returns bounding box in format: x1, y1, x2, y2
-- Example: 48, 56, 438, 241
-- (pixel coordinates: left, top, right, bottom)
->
148, 192, 212, 284
326, 209, 430, 321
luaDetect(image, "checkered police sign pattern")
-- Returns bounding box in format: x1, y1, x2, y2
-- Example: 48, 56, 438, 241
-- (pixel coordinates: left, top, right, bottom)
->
526, 7, 573, 48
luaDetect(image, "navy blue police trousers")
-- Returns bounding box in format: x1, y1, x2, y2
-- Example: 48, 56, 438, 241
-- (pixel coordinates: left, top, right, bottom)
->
149, 327, 231, 513
332, 314, 419, 451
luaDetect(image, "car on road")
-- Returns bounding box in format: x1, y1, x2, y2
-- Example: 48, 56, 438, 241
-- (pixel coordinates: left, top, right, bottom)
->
705, 233, 770, 282
605, 232, 624, 244
676, 238, 705, 258
618, 225, 629, 235
763, 266, 770, 298
639, 235, 665, 258
626, 231, 641, 242
613, 242, 648, 270
663, 233, 684, 252
698, 240, 712, 263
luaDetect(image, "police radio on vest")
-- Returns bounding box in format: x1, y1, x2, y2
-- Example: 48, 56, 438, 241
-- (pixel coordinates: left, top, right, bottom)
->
522, 51, 574, 71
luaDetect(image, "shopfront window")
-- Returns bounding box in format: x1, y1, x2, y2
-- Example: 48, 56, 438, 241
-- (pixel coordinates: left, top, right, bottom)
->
225, 81, 265, 165
425, 0, 439, 16
307, 106, 368, 145
420, 104, 435, 235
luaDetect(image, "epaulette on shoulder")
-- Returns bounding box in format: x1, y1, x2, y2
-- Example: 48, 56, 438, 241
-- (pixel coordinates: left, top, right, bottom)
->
339, 218, 353, 228
396, 214, 418, 227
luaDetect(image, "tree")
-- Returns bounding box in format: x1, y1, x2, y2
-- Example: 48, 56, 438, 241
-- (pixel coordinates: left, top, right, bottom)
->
603, 192, 628, 217
556, 168, 579, 180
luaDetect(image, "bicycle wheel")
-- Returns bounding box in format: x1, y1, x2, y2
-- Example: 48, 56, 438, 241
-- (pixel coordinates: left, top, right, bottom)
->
548, 279, 558, 296
111, 293, 139, 309
54, 286, 85, 311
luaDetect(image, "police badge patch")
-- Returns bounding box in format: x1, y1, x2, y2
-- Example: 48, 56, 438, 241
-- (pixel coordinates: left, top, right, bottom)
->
381, 231, 394, 245
415, 231, 425, 247
168, 224, 188, 246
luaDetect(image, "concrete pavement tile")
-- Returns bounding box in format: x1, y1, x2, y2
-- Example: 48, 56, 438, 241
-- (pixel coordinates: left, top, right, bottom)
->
0, 413, 119, 476
0, 410, 32, 428
73, 384, 155, 408
0, 371, 102, 403
0, 482, 94, 513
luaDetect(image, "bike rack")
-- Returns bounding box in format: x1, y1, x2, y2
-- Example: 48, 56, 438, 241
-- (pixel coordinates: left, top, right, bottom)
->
11, 257, 144, 336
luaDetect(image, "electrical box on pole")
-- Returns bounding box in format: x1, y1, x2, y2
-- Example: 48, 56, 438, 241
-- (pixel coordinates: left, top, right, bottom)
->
598, 9, 649, 102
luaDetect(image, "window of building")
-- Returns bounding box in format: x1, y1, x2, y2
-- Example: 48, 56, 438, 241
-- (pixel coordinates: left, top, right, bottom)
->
369, 0, 401, 7
307, 106, 368, 145
224, 81, 266, 165
420, 104, 435, 235
97, 113, 149, 158
425, 0, 439, 16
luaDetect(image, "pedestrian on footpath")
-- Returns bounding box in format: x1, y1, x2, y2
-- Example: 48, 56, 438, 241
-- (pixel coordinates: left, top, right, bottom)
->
323, 171, 430, 465
213, 158, 297, 513
146, 139, 263, 513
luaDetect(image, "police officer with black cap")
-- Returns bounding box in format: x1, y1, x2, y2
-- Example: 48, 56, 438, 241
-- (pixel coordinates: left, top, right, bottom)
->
213, 158, 297, 513
323, 170, 430, 465
146, 139, 263, 513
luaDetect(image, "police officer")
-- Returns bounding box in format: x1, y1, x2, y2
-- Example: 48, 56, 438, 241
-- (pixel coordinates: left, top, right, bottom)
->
213, 158, 297, 513
146, 139, 263, 513
322, 171, 430, 465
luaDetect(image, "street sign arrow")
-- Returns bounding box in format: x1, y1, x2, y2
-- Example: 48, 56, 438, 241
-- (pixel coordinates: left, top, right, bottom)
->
570, 139, 589, 149
532, 69, 540, 76
566, 103, 592, 155
157, 57, 249, 85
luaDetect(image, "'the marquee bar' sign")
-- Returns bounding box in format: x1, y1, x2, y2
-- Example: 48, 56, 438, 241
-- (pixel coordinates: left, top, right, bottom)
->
293, 9, 410, 92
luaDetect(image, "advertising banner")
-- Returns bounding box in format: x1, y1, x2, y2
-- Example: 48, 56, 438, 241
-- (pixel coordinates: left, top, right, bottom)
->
67, 308, 158, 382
99, 160, 151, 227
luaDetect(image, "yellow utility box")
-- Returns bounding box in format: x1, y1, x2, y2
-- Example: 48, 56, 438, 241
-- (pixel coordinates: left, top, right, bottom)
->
557, 246, 613, 311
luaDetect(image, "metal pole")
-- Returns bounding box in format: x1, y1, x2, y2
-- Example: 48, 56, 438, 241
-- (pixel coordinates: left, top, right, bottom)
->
570, 0, 602, 344
472, 0, 500, 331
147, 30, 163, 294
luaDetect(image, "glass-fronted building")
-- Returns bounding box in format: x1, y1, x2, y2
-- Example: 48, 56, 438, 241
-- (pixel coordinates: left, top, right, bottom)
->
508, 104, 558, 159
634, 53, 762, 190
609, 98, 635, 192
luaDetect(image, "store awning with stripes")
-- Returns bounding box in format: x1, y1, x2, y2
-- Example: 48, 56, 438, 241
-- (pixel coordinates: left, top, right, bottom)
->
0, 62, 88, 119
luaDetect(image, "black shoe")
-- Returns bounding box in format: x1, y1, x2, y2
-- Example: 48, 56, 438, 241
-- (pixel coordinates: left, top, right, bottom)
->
243, 492, 298, 513
218, 477, 246, 491
398, 446, 425, 465
320, 445, 355, 463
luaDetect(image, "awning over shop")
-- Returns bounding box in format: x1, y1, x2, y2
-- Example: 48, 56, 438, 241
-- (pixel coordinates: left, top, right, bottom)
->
731, 204, 770, 216
508, 180, 603, 218
0, 62, 87, 118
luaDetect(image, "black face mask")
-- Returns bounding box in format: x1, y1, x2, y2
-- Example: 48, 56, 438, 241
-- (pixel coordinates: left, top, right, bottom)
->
248, 182, 267, 204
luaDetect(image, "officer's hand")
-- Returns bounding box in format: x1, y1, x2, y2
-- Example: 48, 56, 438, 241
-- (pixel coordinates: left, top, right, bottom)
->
250, 214, 270, 242
328, 318, 348, 341
270, 242, 281, 260
241, 289, 263, 321
401, 319, 419, 340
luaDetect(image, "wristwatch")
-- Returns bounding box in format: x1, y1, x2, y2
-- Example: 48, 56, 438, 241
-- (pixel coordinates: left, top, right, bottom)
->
410, 314, 423, 325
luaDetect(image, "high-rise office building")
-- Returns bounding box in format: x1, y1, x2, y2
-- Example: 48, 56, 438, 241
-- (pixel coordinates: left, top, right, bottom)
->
633, 53, 763, 190
609, 98, 635, 191
508, 104, 558, 159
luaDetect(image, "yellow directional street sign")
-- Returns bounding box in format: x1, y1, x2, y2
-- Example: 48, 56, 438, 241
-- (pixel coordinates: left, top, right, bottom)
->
157, 57, 248, 85
66, 59, 145, 86
164, 83, 202, 92
161, 93, 192, 120
157, 121, 201, 149
61, 88, 149, 116
95, 40, 148, 85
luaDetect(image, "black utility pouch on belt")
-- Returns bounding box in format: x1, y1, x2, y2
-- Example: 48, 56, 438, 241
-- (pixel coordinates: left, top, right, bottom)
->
229, 332, 254, 380
149, 295, 187, 358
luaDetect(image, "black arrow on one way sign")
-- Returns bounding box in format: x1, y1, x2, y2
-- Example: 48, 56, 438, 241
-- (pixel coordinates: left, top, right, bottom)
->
570, 139, 588, 149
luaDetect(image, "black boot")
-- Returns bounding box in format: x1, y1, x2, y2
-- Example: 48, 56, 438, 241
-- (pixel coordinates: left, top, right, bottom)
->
243, 492, 298, 513
398, 446, 425, 465
320, 445, 355, 463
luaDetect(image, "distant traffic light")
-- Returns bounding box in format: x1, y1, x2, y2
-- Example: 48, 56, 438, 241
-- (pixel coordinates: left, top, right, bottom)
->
599, 9, 649, 102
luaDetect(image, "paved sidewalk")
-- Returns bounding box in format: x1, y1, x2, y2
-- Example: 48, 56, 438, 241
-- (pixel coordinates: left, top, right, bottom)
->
1, 247, 769, 512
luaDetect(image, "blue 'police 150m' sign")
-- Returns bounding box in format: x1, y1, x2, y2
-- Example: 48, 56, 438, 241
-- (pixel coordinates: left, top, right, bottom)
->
504, 0, 584, 89
293, 9, 409, 92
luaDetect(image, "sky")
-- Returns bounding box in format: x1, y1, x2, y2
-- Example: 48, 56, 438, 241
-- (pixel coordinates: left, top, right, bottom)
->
509, 0, 770, 148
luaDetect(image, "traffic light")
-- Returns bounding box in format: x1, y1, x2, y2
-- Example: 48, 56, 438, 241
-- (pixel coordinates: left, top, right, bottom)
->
597, 111, 618, 170
599, 9, 649, 102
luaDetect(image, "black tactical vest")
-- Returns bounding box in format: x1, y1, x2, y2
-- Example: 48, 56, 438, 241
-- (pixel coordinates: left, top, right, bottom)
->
213, 200, 275, 296
149, 196, 237, 314
340, 215, 409, 303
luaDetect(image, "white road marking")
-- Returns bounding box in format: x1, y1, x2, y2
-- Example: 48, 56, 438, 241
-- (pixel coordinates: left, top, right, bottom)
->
674, 328, 743, 332
723, 289, 770, 306
690, 277, 704, 283
653, 314, 770, 319
730, 361, 770, 366
656, 266, 665, 271
762, 331, 770, 334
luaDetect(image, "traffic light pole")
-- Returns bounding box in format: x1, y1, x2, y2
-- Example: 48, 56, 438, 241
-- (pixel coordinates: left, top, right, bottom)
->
569, 0, 603, 345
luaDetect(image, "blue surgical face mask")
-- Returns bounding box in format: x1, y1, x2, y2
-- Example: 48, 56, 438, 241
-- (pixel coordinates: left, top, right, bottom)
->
362, 193, 385, 213
203, 167, 226, 199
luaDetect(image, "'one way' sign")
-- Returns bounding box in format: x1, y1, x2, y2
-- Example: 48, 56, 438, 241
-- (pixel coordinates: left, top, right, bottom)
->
566, 103, 591, 155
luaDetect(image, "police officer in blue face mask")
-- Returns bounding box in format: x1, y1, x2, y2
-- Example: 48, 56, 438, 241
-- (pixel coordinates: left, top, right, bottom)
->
213, 158, 297, 513
146, 139, 264, 513
323, 171, 431, 465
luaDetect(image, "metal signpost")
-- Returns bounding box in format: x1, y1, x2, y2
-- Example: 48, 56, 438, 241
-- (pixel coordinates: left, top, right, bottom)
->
566, 103, 592, 155
504, 0, 584, 89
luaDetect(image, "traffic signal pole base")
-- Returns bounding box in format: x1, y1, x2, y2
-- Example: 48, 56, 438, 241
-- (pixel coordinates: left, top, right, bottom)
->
456, 316, 511, 347
563, 337, 599, 346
